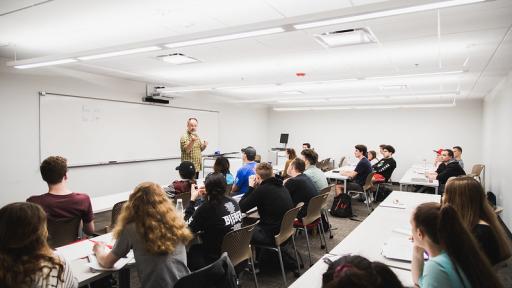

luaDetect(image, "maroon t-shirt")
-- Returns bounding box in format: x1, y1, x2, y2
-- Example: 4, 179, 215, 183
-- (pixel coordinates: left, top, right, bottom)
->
27, 192, 94, 223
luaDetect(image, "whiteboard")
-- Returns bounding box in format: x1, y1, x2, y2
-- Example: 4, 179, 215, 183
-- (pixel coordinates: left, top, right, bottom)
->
40, 93, 219, 167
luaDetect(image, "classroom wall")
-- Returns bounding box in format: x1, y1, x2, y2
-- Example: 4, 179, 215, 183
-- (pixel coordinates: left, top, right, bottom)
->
483, 71, 512, 229
268, 99, 483, 182
0, 60, 268, 206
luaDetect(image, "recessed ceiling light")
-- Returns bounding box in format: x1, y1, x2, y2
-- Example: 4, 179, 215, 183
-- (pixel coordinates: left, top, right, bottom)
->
293, 0, 486, 30
281, 90, 304, 95
77, 46, 162, 61
314, 28, 377, 48
380, 84, 408, 91
165, 27, 285, 48
14, 58, 77, 69
158, 53, 199, 65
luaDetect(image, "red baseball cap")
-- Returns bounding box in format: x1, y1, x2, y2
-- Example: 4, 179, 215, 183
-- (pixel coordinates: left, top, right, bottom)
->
433, 149, 443, 155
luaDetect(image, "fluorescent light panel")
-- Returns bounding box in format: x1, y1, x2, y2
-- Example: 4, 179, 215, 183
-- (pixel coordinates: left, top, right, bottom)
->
159, 53, 199, 64
274, 102, 456, 111
14, 58, 77, 69
77, 46, 162, 61
165, 27, 285, 48
294, 0, 485, 30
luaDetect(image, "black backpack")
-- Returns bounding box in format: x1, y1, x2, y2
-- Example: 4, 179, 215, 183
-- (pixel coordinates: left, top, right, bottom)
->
330, 193, 353, 218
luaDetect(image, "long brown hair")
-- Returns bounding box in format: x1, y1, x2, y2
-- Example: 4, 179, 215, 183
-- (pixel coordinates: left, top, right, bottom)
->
113, 182, 192, 254
0, 202, 64, 287
286, 148, 296, 160
413, 202, 502, 288
444, 176, 511, 261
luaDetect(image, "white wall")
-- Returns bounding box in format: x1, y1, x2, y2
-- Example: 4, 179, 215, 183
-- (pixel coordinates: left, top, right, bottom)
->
483, 71, 512, 229
0, 61, 268, 206
268, 100, 483, 181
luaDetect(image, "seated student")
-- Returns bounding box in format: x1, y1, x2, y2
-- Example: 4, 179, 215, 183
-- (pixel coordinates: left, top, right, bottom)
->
165, 161, 196, 198
368, 150, 378, 166
427, 149, 465, 193
232, 146, 257, 195
27, 156, 95, 236
322, 255, 403, 288
433, 149, 443, 169
338, 145, 372, 195
93, 182, 192, 288
372, 145, 397, 182
240, 163, 293, 246
443, 176, 511, 265
184, 172, 242, 271
301, 149, 328, 192
378, 144, 387, 158
453, 146, 464, 169
0, 202, 78, 288
213, 156, 234, 185
411, 202, 502, 288
281, 148, 297, 179
302, 143, 311, 150
284, 158, 318, 219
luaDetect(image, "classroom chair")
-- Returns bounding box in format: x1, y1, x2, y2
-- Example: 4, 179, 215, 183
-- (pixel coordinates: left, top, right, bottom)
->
293, 193, 329, 266
251, 203, 303, 287
47, 217, 82, 248
468, 164, 485, 186
105, 200, 127, 232
319, 184, 335, 240
348, 172, 375, 213
174, 252, 238, 288
221, 221, 259, 288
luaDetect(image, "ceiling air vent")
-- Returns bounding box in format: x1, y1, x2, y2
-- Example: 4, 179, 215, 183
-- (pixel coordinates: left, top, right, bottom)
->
314, 27, 377, 48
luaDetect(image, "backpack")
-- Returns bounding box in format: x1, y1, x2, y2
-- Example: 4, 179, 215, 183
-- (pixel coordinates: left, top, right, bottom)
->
330, 193, 353, 218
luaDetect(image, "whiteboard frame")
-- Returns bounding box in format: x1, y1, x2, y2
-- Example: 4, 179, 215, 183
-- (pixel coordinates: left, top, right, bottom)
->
38, 91, 220, 168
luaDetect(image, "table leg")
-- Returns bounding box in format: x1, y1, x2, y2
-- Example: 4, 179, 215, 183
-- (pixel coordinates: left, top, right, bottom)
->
344, 179, 347, 194
400, 184, 403, 191
435, 186, 439, 195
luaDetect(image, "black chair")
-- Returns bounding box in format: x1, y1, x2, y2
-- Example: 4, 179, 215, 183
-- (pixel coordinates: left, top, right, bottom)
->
174, 252, 238, 288
105, 200, 127, 232
47, 217, 81, 248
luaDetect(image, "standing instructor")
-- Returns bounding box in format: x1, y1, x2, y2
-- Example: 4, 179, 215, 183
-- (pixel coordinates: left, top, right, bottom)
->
180, 118, 207, 179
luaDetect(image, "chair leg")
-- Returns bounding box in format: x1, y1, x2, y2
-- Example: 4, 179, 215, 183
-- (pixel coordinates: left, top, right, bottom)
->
317, 221, 328, 253
303, 226, 312, 267
375, 184, 380, 202
276, 246, 287, 287
364, 190, 372, 212
322, 209, 334, 239
291, 235, 301, 274
249, 248, 259, 288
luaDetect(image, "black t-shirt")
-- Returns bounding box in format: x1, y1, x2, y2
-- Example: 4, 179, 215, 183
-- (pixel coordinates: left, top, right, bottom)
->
473, 223, 502, 265
354, 157, 373, 187
284, 174, 319, 218
240, 177, 293, 235
185, 196, 242, 258
372, 157, 397, 181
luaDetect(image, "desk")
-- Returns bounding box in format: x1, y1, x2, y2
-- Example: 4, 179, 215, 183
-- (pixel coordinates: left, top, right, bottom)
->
56, 233, 132, 287
291, 191, 440, 288
399, 165, 439, 194
324, 166, 353, 194
91, 191, 131, 214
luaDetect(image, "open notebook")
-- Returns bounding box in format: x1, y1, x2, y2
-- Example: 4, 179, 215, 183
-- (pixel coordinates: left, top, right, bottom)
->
382, 237, 428, 262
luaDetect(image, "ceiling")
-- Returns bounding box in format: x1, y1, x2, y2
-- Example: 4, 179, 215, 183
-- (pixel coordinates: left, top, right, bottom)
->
1, 0, 512, 109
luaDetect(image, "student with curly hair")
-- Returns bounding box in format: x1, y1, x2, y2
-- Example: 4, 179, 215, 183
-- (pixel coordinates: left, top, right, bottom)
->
93, 182, 193, 288
0, 202, 77, 288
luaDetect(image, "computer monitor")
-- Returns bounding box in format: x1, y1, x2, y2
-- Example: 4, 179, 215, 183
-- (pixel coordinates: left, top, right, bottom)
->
280, 133, 289, 144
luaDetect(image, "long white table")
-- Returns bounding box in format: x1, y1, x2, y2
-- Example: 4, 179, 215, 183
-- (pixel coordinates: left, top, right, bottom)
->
290, 191, 440, 288
399, 165, 439, 194
91, 191, 131, 213
324, 165, 354, 194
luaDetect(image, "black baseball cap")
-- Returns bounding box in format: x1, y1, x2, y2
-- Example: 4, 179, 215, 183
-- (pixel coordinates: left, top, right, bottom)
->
241, 146, 256, 158
176, 161, 196, 179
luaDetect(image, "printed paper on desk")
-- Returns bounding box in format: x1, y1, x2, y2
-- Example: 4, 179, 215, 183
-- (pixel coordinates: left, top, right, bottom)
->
87, 254, 133, 271
382, 237, 427, 262
379, 201, 406, 209
55, 240, 94, 261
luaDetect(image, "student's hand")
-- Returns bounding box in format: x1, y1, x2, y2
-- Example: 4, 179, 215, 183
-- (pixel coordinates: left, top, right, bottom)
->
249, 175, 256, 187
202, 140, 208, 147
190, 185, 200, 201
93, 242, 107, 255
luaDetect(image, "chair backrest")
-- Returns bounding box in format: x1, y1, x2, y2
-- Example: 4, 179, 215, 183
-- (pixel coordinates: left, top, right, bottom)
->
338, 156, 346, 168
274, 203, 304, 246
174, 192, 192, 208
470, 164, 485, 176
111, 200, 127, 227
320, 184, 335, 209
221, 221, 259, 266
47, 217, 81, 248
255, 154, 262, 163
302, 194, 329, 226
174, 252, 238, 288
363, 172, 375, 191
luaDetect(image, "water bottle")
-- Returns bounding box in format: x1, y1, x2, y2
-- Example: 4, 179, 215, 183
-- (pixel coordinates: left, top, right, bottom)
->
176, 199, 184, 217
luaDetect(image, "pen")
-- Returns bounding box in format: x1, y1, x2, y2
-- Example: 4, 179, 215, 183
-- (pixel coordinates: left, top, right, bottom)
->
89, 239, 113, 249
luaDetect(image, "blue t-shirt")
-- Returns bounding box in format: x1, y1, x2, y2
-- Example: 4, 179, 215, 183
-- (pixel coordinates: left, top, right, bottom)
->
419, 251, 470, 288
354, 157, 372, 186
234, 162, 256, 194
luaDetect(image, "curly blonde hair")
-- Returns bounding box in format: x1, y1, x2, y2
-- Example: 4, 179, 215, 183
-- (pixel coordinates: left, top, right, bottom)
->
0, 202, 64, 287
113, 182, 192, 254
